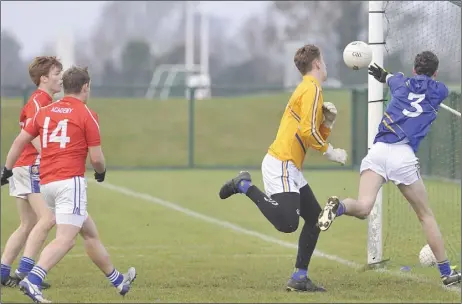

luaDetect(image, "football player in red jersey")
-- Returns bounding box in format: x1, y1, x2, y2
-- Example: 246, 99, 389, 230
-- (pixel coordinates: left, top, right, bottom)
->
1, 56, 62, 289
1, 66, 136, 303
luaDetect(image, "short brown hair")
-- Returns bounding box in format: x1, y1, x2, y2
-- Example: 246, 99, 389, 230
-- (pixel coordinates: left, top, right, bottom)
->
28, 56, 63, 86
294, 45, 321, 75
62, 66, 91, 94
414, 51, 439, 77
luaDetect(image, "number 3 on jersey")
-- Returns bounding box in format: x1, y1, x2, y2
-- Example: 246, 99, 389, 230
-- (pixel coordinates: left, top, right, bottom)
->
43, 117, 71, 148
402, 93, 425, 118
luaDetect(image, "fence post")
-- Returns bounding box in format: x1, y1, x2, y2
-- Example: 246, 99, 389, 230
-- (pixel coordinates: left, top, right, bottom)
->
188, 87, 196, 168
22, 85, 29, 105
351, 89, 358, 169
449, 93, 457, 179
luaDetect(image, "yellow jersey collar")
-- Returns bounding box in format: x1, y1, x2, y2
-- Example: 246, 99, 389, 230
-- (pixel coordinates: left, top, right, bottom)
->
302, 75, 322, 90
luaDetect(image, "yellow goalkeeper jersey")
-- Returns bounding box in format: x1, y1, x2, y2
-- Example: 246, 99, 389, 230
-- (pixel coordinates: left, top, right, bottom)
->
268, 75, 331, 170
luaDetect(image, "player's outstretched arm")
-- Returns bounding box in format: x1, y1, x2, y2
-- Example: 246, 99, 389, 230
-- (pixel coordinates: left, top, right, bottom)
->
368, 63, 389, 83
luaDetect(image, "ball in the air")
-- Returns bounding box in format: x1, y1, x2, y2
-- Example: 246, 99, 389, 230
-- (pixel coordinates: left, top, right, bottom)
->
419, 244, 437, 267
343, 41, 373, 70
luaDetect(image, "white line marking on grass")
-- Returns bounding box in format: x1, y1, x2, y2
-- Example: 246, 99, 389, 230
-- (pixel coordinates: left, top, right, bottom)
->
90, 180, 460, 294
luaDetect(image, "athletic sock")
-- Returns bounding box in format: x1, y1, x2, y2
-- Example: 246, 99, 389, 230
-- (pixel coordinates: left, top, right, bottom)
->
1, 263, 11, 281
438, 260, 451, 277
17, 257, 35, 274
336, 201, 346, 217
28, 266, 47, 286
292, 268, 308, 280
107, 268, 124, 287
237, 180, 252, 194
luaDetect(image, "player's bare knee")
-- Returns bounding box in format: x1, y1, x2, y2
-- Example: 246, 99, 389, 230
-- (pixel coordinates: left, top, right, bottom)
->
415, 207, 435, 223
355, 203, 373, 219
18, 222, 35, 235
19, 215, 38, 234
37, 215, 56, 231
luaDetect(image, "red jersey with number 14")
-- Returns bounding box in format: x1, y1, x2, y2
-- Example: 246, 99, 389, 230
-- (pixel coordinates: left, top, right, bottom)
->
24, 96, 101, 185
14, 89, 53, 168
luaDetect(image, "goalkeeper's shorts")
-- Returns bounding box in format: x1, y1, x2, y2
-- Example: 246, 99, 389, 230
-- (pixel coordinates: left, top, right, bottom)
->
261, 153, 308, 197
360, 142, 420, 186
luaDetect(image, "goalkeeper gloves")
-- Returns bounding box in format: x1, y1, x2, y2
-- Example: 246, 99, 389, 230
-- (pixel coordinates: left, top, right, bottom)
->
322, 102, 337, 129
323, 144, 347, 165
94, 169, 106, 183
1, 166, 13, 186
368, 63, 389, 83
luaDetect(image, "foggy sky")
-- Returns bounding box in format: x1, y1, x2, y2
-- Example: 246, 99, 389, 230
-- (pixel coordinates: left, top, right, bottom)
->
1, 1, 265, 59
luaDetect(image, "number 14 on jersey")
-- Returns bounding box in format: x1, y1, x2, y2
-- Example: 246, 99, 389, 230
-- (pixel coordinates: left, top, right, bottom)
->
43, 117, 71, 148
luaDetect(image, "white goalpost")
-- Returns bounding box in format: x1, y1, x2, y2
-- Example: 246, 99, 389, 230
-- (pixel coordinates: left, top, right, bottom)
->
54, 32, 75, 100
367, 0, 385, 266
145, 1, 210, 100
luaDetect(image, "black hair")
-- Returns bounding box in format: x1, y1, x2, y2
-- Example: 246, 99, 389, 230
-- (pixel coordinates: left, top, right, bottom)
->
414, 51, 439, 77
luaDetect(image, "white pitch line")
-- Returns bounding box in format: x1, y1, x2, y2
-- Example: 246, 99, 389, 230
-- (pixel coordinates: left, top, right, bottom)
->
90, 180, 460, 294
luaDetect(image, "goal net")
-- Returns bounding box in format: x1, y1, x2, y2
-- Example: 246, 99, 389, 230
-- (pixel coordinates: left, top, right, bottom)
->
381, 1, 461, 271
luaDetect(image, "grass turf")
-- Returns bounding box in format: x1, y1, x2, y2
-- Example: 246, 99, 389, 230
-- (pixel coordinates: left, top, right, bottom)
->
1, 170, 460, 303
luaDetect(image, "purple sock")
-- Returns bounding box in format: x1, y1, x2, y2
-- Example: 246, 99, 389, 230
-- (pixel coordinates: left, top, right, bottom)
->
237, 180, 252, 194
438, 260, 451, 277
291, 268, 308, 280
1, 264, 11, 281
336, 202, 346, 217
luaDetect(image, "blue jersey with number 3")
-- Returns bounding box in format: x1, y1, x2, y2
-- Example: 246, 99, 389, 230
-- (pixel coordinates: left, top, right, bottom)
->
374, 73, 449, 153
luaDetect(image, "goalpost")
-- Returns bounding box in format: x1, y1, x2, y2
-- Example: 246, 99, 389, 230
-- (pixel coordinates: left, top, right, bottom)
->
367, 1, 461, 268
367, 1, 385, 266
145, 1, 211, 100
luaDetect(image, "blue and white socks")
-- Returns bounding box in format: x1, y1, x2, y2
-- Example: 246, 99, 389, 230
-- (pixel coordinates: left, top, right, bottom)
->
27, 265, 47, 286
107, 269, 124, 287
17, 257, 35, 274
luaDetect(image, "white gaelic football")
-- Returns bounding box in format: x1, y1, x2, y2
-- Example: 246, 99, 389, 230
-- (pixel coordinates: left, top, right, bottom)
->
343, 41, 373, 70
419, 244, 437, 267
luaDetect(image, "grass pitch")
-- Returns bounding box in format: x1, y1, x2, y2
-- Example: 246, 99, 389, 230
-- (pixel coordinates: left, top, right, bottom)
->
1, 92, 460, 302
1, 170, 460, 303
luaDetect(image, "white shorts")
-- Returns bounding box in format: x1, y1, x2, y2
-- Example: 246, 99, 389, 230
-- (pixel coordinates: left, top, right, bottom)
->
9, 165, 41, 199
261, 154, 308, 197
41, 176, 88, 228
360, 142, 420, 185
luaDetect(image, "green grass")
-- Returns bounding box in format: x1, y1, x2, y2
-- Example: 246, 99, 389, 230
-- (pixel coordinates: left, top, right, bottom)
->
1, 92, 460, 302
1, 90, 353, 169
1, 170, 460, 303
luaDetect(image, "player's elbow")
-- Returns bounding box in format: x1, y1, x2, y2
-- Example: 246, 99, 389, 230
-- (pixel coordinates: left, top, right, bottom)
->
13, 130, 34, 150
